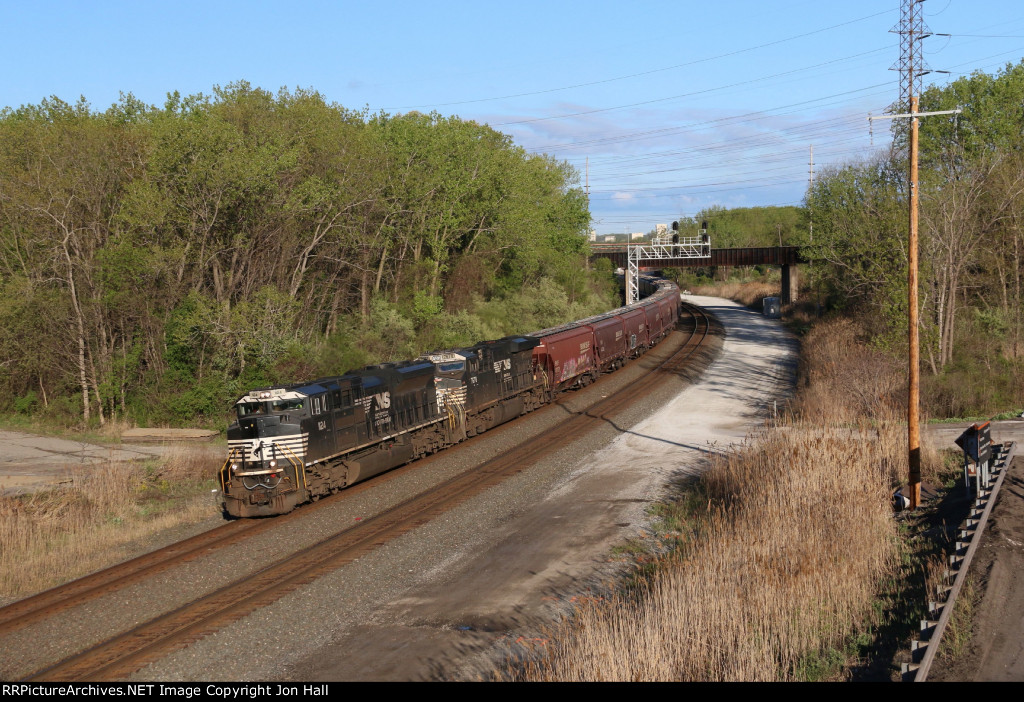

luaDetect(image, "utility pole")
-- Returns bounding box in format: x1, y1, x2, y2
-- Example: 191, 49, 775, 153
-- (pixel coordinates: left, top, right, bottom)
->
901, 0, 925, 511
908, 91, 922, 509
585, 157, 591, 271
873, 0, 957, 509
904, 0, 923, 511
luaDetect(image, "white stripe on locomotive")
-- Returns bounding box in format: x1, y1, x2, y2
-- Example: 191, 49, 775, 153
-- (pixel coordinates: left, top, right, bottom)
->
228, 433, 308, 462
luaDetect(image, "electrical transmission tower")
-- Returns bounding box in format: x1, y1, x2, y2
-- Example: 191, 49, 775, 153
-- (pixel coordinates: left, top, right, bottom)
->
890, 0, 933, 110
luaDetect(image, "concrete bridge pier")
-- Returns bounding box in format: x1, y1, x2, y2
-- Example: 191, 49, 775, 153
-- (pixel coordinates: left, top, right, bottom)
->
781, 264, 798, 306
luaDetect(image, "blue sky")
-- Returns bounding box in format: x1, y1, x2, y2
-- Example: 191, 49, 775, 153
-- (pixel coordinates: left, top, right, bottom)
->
3, 1, 1023, 234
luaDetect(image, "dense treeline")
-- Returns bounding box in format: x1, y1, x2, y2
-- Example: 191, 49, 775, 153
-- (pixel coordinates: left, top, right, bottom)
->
806, 60, 1024, 417
0, 82, 611, 427
677, 205, 805, 248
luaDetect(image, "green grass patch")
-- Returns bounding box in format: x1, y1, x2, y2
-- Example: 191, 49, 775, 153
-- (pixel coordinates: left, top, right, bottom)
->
792, 647, 847, 682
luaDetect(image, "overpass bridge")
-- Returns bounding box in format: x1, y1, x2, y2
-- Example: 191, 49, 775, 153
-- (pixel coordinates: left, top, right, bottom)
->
590, 244, 805, 305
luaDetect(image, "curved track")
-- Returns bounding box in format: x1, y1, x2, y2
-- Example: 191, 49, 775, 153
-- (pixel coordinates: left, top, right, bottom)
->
10, 303, 711, 682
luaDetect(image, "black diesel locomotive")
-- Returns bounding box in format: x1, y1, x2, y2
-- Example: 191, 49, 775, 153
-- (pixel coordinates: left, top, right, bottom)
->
220, 279, 680, 517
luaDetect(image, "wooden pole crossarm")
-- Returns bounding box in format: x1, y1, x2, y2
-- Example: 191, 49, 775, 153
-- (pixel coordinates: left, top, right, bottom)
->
869, 109, 962, 120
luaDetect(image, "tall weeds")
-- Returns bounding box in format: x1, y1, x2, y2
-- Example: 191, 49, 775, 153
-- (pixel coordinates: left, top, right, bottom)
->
0, 447, 217, 600
690, 281, 778, 309
505, 317, 921, 681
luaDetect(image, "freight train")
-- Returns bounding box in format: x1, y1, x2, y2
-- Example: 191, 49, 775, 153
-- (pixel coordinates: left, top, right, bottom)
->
219, 278, 681, 517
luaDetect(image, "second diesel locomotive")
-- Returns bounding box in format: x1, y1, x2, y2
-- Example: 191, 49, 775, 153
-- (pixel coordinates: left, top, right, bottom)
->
220, 278, 680, 518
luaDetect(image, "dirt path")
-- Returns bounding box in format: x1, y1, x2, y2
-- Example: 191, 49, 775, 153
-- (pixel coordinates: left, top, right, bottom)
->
0, 428, 220, 494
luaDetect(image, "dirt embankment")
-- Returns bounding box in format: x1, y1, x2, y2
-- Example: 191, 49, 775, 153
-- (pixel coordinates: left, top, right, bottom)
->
928, 451, 1024, 682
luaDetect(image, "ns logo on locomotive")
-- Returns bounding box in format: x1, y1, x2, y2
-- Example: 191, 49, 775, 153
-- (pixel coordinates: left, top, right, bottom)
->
220, 278, 681, 518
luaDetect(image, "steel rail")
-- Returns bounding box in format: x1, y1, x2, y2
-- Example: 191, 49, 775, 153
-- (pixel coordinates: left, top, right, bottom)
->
0, 520, 255, 635
23, 304, 712, 682
0, 295, 690, 635
0, 442, 415, 634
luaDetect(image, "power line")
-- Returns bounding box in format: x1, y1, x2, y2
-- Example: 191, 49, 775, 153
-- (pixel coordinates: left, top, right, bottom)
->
383, 10, 897, 111
522, 84, 893, 155
493, 49, 894, 127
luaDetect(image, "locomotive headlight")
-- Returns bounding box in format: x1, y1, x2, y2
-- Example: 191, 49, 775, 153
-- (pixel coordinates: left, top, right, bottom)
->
231, 464, 238, 472
269, 460, 277, 467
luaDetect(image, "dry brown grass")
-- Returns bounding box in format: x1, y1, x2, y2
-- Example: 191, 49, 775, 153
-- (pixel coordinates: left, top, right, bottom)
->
0, 447, 219, 600
504, 317, 932, 681
691, 281, 779, 309
795, 318, 903, 423
508, 420, 901, 681
794, 318, 947, 485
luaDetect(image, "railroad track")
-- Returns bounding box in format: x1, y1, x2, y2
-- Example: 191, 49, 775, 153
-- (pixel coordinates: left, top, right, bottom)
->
9, 303, 714, 682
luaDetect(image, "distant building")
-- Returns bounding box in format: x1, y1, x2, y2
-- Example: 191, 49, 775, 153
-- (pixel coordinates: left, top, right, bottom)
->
631, 232, 644, 240
602, 235, 618, 242
656, 223, 667, 235
589, 230, 597, 242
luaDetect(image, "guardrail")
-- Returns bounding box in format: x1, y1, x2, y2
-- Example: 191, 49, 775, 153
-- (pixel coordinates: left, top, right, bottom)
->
903, 440, 1018, 681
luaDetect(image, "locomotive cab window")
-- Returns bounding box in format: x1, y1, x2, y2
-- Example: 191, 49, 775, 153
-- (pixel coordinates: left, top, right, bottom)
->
316, 394, 328, 414
237, 402, 267, 419
438, 361, 465, 374
270, 398, 304, 413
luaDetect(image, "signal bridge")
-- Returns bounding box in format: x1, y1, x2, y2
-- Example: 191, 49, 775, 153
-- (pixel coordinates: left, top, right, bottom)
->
591, 241, 804, 306
626, 233, 710, 304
